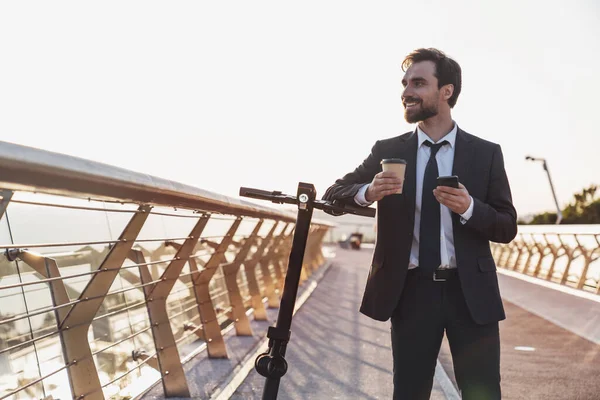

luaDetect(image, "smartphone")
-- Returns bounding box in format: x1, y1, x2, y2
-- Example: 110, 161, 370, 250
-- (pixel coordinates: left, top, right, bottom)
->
437, 175, 459, 188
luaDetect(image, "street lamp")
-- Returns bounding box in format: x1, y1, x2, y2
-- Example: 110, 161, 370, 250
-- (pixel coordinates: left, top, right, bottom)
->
525, 155, 562, 224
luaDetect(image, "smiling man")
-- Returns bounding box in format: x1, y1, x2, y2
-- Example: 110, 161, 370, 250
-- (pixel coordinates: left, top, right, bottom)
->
322, 48, 517, 399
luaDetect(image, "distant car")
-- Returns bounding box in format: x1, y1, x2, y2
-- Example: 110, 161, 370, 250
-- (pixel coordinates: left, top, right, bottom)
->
339, 232, 363, 250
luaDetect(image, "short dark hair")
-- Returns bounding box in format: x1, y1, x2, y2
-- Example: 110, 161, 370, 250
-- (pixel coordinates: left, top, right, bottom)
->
402, 48, 462, 108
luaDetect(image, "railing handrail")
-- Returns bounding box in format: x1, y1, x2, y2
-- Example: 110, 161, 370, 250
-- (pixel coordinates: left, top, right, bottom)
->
0, 140, 333, 225
492, 227, 600, 294
517, 224, 600, 235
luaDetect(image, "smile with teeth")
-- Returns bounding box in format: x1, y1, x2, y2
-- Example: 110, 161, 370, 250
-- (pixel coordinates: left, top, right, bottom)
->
405, 101, 420, 109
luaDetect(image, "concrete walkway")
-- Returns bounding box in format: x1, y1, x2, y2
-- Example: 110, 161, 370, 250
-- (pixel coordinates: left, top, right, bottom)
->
231, 248, 451, 399
233, 247, 600, 400
437, 263, 600, 400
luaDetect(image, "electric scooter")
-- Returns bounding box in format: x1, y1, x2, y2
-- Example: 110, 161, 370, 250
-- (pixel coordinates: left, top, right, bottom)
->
239, 182, 376, 400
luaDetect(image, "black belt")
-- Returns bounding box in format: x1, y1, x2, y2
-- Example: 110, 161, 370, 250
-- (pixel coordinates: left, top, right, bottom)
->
408, 267, 458, 282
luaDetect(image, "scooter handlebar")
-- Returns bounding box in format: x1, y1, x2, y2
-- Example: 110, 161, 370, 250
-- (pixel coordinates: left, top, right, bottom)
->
239, 187, 297, 205
239, 187, 376, 218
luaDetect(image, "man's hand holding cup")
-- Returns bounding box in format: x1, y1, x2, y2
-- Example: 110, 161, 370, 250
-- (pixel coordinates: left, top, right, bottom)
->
365, 159, 407, 202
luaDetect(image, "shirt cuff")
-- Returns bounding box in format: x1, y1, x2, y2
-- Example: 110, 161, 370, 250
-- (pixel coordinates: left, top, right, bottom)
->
354, 184, 373, 206
459, 196, 474, 224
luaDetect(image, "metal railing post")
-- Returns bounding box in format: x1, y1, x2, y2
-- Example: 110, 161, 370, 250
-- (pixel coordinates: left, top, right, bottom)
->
314, 226, 328, 266
497, 241, 511, 269
260, 223, 289, 308
0, 190, 13, 221
575, 236, 592, 289
593, 235, 600, 294
270, 223, 291, 294
511, 240, 526, 271
222, 220, 264, 336
243, 223, 278, 321
57, 204, 151, 400
136, 213, 209, 397
191, 217, 241, 358
560, 236, 580, 285
273, 226, 294, 293
532, 241, 548, 277
16, 252, 72, 324
521, 236, 536, 274
548, 236, 568, 282
306, 226, 327, 271
302, 228, 316, 275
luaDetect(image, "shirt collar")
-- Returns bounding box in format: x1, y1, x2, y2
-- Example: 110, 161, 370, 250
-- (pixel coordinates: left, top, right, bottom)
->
417, 123, 458, 149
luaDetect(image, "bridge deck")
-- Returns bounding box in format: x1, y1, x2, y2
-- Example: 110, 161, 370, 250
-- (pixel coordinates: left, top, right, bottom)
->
234, 247, 600, 399
143, 247, 600, 400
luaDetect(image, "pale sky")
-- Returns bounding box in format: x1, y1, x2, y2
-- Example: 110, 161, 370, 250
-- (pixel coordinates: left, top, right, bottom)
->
1, 1, 598, 217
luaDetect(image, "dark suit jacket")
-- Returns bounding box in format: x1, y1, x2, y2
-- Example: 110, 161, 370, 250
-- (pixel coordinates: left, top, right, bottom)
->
322, 128, 517, 324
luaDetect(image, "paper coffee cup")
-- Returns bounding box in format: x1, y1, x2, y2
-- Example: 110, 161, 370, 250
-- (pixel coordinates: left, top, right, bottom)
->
381, 158, 406, 194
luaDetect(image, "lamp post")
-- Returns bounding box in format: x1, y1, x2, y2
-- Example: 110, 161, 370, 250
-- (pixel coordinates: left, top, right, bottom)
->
525, 156, 562, 224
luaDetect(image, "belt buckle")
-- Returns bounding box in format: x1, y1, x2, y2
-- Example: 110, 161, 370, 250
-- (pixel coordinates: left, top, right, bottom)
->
433, 270, 447, 282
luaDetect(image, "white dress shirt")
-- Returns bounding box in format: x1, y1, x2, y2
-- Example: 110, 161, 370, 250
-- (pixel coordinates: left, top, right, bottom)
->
355, 123, 474, 269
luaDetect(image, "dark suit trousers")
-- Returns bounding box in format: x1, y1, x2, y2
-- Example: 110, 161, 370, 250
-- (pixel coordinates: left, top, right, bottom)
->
390, 269, 501, 400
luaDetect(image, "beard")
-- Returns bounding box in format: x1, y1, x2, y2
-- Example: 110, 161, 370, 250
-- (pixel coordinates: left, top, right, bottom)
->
404, 99, 439, 123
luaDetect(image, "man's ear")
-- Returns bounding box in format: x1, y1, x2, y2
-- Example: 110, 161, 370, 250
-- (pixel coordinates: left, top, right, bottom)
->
442, 84, 454, 102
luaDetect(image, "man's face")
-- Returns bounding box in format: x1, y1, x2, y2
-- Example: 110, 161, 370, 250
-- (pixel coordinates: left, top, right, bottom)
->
401, 61, 442, 123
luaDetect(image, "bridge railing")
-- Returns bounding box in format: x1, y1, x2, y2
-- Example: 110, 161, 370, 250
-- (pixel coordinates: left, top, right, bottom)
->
0, 141, 332, 400
491, 225, 600, 294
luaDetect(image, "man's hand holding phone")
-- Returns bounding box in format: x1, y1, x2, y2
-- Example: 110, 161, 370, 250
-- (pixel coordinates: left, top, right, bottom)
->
433, 175, 472, 214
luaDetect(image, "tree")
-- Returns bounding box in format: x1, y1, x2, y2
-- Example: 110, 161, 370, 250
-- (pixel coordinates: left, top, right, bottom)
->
528, 211, 557, 225
525, 184, 600, 224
